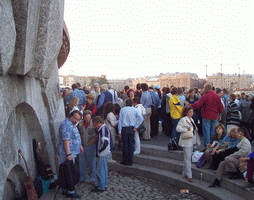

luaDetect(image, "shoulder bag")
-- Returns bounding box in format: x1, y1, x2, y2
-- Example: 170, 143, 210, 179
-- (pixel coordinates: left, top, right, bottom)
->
137, 122, 146, 135
181, 128, 194, 139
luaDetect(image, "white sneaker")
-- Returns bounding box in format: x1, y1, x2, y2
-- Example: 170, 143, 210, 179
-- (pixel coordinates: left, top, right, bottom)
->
133, 151, 140, 155
108, 159, 117, 163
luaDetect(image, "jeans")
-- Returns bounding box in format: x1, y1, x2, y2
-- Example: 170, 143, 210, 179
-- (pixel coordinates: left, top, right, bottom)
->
97, 154, 110, 190
202, 118, 217, 147
171, 119, 181, 140
79, 145, 96, 182
122, 126, 135, 165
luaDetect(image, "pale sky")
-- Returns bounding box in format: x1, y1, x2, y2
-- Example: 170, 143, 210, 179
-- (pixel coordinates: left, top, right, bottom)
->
59, 0, 254, 79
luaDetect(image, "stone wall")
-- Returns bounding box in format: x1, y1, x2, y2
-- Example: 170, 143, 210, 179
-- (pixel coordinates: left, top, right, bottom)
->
0, 0, 66, 199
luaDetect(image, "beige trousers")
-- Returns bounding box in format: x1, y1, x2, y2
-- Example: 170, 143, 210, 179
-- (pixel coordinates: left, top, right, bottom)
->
215, 156, 240, 180
143, 107, 151, 140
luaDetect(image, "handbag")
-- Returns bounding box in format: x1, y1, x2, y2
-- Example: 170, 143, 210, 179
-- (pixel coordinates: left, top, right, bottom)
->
168, 137, 181, 151
181, 128, 193, 139
137, 123, 146, 135
107, 119, 118, 133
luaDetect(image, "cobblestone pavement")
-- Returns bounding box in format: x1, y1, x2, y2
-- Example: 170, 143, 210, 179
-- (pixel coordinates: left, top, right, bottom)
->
54, 170, 206, 200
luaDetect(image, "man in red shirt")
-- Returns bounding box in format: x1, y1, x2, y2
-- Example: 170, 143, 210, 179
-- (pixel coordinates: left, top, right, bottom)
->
185, 84, 223, 147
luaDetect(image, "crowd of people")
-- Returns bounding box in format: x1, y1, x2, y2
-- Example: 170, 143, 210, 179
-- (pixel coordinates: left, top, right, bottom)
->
58, 82, 254, 198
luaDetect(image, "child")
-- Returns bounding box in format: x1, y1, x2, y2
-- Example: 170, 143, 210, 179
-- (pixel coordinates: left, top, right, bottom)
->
91, 116, 114, 192
202, 123, 226, 169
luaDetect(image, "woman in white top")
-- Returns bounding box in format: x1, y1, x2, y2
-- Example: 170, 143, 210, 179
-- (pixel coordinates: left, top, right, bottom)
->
103, 102, 118, 144
103, 102, 118, 162
133, 97, 146, 154
176, 106, 201, 183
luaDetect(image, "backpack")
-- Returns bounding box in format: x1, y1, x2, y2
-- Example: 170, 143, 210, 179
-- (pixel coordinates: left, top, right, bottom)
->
57, 160, 80, 191
168, 137, 180, 151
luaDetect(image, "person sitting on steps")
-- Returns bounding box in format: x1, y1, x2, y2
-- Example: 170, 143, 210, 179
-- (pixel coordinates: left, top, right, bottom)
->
209, 127, 251, 187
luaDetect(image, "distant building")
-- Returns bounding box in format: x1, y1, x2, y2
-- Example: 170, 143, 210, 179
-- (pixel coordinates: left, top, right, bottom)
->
159, 72, 205, 90
132, 77, 160, 89
59, 75, 96, 88
207, 73, 253, 90
107, 78, 132, 91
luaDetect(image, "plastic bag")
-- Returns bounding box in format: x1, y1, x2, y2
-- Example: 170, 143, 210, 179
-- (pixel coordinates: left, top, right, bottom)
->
192, 151, 204, 163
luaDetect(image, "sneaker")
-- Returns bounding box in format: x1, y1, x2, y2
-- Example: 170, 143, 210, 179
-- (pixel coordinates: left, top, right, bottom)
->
66, 193, 81, 199
108, 159, 117, 163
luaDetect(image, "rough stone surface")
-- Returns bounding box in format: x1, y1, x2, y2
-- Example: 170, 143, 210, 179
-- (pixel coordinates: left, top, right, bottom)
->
0, 0, 16, 76
50, 170, 206, 200
0, 0, 66, 199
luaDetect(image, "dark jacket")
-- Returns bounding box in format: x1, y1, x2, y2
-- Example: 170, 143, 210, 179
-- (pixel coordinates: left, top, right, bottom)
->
58, 160, 80, 191
96, 91, 113, 116
239, 101, 251, 123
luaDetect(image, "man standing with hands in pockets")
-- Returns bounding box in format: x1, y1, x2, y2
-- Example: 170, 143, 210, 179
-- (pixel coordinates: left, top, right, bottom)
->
118, 98, 143, 166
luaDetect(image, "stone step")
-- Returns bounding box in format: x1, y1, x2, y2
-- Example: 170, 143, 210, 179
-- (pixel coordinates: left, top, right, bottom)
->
112, 150, 254, 199
108, 162, 246, 200
140, 143, 184, 161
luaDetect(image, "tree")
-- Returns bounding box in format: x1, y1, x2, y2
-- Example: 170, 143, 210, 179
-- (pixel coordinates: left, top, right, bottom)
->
89, 75, 108, 88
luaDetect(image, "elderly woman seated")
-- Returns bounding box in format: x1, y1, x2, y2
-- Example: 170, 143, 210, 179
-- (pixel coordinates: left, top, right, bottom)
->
209, 127, 251, 187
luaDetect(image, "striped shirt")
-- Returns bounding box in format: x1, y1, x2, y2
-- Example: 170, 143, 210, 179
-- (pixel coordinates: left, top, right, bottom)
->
226, 102, 240, 126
